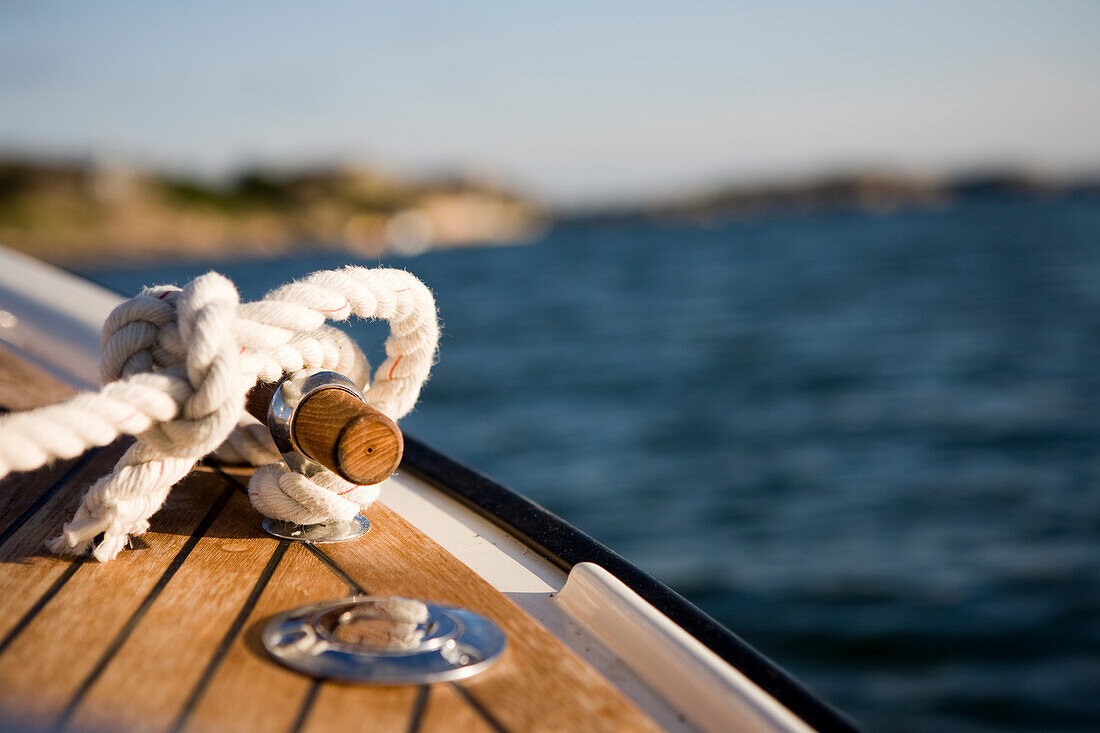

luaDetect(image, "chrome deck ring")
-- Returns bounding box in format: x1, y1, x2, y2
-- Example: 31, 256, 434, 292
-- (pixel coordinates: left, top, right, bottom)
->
262, 597, 507, 684
261, 514, 371, 543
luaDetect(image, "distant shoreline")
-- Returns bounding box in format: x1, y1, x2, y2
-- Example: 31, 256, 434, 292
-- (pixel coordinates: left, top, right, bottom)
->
559, 169, 1100, 226
0, 157, 547, 265
2, 158, 1096, 265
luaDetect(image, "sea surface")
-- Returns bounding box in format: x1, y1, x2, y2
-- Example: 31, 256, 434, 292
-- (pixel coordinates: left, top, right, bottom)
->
79, 197, 1100, 732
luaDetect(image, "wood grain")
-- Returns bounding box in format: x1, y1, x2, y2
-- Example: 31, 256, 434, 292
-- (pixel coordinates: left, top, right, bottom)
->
0, 347, 89, 541
294, 388, 403, 485
244, 381, 404, 485
318, 504, 663, 733
66, 485, 281, 733
181, 541, 351, 733
0, 344, 661, 733
0, 347, 75, 410
301, 683, 420, 733
0, 442, 130, 644
243, 380, 279, 425
0, 467, 228, 730
0, 455, 91, 542
419, 684, 498, 733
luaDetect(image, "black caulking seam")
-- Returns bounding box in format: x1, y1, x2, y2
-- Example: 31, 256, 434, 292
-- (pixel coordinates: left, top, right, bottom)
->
404, 685, 431, 733
206, 463, 371, 596
169, 540, 290, 733
0, 559, 84, 658
0, 448, 100, 550
451, 682, 511, 733
52, 482, 236, 730
286, 679, 322, 733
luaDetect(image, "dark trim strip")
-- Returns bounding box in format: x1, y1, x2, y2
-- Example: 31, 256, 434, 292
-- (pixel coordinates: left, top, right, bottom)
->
401, 436, 860, 733
170, 540, 290, 733
451, 682, 510, 733
53, 483, 236, 729
0, 560, 83, 657
287, 679, 321, 733
0, 449, 99, 550
405, 685, 430, 733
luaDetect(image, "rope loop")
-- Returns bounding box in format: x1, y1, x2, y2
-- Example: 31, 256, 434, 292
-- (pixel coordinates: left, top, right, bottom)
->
0, 266, 438, 561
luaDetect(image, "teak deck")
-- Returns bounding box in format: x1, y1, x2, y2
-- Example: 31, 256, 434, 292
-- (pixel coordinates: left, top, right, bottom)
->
0, 347, 661, 733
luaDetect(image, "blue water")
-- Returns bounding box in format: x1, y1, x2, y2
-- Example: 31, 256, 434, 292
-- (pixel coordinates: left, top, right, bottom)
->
79, 197, 1100, 732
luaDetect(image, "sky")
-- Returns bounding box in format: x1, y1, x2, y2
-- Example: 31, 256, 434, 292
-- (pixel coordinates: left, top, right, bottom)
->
1, 1, 1098, 206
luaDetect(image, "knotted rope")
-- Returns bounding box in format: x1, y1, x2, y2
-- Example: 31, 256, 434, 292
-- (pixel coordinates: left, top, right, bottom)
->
0, 266, 438, 561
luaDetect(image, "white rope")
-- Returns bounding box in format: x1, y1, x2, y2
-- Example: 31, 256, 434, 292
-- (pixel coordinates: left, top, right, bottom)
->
0, 266, 438, 561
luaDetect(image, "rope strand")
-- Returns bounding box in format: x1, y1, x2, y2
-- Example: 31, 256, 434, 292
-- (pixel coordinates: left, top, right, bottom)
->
0, 266, 438, 561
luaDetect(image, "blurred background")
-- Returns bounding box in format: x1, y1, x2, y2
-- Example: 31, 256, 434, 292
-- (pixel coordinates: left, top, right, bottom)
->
3, 2, 1100, 730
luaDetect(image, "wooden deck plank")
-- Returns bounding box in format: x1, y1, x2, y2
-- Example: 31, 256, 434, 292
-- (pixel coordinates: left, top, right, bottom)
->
0, 346, 76, 411
181, 541, 352, 733
317, 503, 662, 733
67, 483, 286, 733
300, 683, 420, 733
419, 684, 498, 733
0, 345, 661, 733
0, 443, 129, 645
0, 470, 229, 731
0, 346, 87, 542
0, 457, 89, 543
